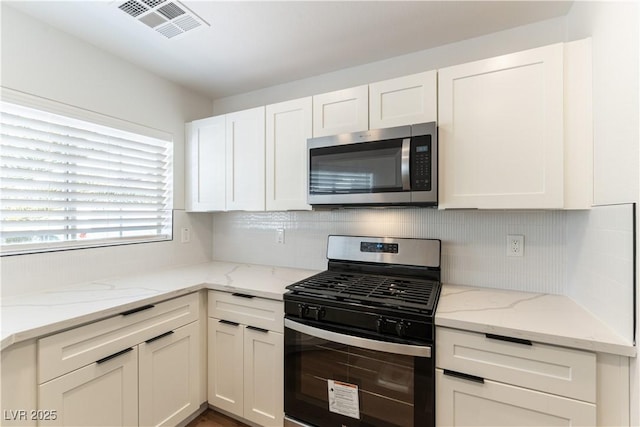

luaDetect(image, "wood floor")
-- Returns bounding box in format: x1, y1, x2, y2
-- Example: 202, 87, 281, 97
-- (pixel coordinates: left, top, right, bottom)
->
186, 409, 250, 427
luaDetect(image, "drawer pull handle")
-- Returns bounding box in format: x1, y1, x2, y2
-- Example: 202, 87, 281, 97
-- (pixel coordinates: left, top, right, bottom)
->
232, 293, 255, 299
120, 304, 155, 316
443, 369, 485, 384
219, 319, 240, 327
485, 333, 532, 346
145, 330, 174, 344
247, 325, 269, 333
96, 347, 133, 364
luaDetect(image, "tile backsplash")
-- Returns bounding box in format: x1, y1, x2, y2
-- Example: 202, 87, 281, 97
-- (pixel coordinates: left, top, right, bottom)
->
213, 206, 635, 341
213, 208, 568, 294
566, 204, 635, 342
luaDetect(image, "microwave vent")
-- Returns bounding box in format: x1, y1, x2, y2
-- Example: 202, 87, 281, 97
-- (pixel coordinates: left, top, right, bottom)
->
116, 0, 209, 39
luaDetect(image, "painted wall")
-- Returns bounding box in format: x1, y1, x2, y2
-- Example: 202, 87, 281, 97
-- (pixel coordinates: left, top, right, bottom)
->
564, 3, 640, 424
0, 5, 215, 297
212, 17, 567, 115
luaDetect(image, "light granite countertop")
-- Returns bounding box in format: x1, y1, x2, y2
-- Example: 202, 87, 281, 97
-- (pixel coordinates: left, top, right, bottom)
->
436, 284, 636, 357
0, 261, 319, 350
1, 265, 636, 358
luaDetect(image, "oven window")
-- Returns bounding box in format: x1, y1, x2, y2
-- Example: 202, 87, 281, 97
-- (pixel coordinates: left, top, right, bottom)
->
309, 139, 404, 195
285, 325, 433, 427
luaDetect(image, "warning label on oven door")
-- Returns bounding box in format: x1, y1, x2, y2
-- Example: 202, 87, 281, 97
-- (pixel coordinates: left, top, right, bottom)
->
327, 380, 360, 419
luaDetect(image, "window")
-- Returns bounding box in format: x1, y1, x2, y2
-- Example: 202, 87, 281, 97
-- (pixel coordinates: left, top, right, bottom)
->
0, 98, 173, 255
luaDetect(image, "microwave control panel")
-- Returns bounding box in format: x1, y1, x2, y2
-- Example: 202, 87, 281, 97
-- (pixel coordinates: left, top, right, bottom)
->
411, 135, 432, 191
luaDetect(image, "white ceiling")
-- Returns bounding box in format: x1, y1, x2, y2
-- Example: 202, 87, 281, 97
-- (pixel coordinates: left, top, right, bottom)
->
6, 1, 573, 100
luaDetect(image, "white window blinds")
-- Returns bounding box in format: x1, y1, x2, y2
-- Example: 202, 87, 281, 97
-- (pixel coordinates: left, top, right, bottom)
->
0, 100, 173, 255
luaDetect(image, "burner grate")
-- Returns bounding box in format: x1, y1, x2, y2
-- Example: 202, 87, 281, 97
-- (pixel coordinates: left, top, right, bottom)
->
287, 271, 439, 313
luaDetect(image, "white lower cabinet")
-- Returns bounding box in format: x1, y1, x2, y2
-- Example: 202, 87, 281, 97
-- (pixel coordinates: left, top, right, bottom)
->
208, 318, 244, 416
435, 327, 597, 427
208, 291, 284, 427
138, 322, 200, 427
242, 326, 284, 426
36, 293, 201, 427
208, 319, 284, 427
38, 346, 139, 427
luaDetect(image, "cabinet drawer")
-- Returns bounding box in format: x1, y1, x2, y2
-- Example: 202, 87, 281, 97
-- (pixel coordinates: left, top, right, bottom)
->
436, 327, 596, 403
38, 292, 199, 384
436, 369, 596, 426
208, 291, 283, 333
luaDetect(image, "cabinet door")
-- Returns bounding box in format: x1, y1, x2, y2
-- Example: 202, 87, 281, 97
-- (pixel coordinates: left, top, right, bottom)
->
185, 116, 226, 211
438, 44, 564, 209
208, 318, 244, 417
226, 107, 266, 211
38, 347, 138, 427
138, 322, 200, 427
265, 97, 313, 211
312, 85, 368, 137
436, 369, 595, 427
243, 328, 284, 427
369, 71, 437, 129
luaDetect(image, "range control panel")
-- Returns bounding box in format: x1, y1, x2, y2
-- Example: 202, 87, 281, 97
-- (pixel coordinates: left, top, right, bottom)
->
360, 242, 399, 254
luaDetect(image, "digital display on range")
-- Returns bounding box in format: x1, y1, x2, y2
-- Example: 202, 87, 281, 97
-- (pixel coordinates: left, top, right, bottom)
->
360, 242, 399, 253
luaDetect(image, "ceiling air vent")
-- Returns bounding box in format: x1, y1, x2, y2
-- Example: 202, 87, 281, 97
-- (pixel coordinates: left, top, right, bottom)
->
116, 0, 209, 39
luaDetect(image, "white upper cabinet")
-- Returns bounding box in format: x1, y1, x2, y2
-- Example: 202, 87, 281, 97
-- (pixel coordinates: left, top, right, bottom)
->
369, 71, 437, 129
312, 85, 368, 137
225, 106, 266, 211
185, 116, 226, 212
266, 97, 312, 211
438, 43, 565, 209
185, 107, 265, 212
438, 40, 592, 209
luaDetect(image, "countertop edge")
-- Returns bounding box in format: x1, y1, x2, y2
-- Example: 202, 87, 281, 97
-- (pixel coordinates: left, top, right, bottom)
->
1, 284, 206, 351
0, 281, 288, 351
1, 261, 320, 351
435, 318, 637, 358
435, 283, 637, 358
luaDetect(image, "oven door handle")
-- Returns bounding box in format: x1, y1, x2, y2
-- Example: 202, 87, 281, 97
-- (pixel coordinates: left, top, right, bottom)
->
285, 318, 431, 358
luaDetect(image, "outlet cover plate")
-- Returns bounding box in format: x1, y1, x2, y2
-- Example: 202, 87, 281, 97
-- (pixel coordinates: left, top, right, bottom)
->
507, 234, 524, 257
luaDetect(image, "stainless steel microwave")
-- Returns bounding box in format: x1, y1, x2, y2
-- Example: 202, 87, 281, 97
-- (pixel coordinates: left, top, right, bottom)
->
307, 122, 437, 207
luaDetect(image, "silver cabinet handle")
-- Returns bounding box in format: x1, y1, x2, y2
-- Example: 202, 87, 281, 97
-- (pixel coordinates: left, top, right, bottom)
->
285, 318, 430, 358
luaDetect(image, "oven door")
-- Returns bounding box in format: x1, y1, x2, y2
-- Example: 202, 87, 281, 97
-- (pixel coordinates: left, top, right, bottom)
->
284, 318, 434, 427
308, 136, 412, 206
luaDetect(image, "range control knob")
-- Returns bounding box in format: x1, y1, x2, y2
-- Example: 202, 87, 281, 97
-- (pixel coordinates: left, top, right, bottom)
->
395, 320, 407, 338
297, 304, 308, 318
375, 317, 385, 333
310, 306, 325, 321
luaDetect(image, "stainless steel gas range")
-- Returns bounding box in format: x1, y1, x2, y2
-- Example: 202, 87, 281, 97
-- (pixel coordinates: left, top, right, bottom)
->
283, 235, 441, 427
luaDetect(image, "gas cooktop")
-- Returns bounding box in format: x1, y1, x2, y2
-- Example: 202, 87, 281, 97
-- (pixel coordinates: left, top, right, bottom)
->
286, 270, 440, 314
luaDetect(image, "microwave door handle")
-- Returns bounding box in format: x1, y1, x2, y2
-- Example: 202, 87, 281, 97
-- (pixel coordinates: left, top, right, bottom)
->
285, 318, 431, 358
401, 138, 411, 190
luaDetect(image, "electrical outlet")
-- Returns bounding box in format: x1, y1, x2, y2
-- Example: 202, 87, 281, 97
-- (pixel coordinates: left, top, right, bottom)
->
276, 228, 285, 244
181, 227, 191, 243
507, 234, 524, 257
